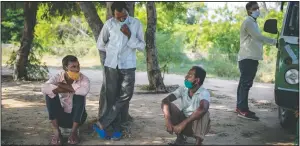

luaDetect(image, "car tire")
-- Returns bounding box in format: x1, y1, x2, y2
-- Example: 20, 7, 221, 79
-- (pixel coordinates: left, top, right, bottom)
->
278, 106, 297, 132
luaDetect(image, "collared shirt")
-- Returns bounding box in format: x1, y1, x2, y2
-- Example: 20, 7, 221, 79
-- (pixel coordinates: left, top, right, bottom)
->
41, 71, 90, 113
172, 86, 211, 117
238, 16, 277, 61
97, 16, 146, 69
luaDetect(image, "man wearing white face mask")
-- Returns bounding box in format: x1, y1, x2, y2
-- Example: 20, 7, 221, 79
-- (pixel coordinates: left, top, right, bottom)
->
236, 2, 277, 120
96, 2, 145, 140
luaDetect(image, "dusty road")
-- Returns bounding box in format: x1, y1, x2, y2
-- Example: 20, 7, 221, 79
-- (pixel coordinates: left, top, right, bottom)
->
1, 67, 296, 145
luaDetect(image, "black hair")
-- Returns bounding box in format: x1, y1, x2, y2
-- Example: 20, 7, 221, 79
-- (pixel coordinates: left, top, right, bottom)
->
192, 66, 206, 86
111, 2, 129, 16
62, 55, 78, 70
246, 2, 258, 11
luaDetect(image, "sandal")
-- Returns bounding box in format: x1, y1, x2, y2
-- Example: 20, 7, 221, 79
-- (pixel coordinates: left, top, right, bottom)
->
168, 136, 188, 145
93, 124, 108, 139
111, 131, 122, 141
50, 134, 62, 145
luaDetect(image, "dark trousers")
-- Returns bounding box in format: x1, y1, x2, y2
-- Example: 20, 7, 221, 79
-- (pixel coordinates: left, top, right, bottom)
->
237, 59, 259, 111
99, 66, 135, 132
46, 94, 87, 128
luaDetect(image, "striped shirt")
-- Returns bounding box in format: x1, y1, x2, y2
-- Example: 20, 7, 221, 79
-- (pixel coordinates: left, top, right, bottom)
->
97, 16, 145, 69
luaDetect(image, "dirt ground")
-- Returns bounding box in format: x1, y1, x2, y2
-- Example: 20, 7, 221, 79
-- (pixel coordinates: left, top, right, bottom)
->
1, 67, 297, 145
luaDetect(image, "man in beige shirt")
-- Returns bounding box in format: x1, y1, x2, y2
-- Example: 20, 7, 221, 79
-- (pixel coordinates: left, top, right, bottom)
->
236, 2, 277, 120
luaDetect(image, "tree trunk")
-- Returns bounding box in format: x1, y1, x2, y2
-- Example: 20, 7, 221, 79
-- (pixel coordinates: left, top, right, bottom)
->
106, 2, 113, 20
146, 2, 167, 92
78, 2, 105, 120
126, 2, 135, 17
78, 2, 103, 41
13, 2, 38, 81
261, 2, 269, 14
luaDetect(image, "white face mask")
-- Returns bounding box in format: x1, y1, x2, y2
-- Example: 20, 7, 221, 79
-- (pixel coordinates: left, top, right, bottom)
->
251, 9, 260, 18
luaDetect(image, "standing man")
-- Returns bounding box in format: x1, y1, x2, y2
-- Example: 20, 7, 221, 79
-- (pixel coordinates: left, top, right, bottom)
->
236, 2, 277, 120
96, 1, 145, 139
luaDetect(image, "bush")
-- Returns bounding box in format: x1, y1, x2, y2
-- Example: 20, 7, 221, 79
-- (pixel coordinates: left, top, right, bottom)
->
1, 9, 24, 43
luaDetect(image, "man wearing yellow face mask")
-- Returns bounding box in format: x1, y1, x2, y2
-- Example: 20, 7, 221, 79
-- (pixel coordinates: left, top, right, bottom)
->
41, 55, 90, 145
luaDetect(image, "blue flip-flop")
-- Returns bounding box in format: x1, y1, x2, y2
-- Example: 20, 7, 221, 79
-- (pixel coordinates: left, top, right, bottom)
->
92, 124, 107, 139
111, 131, 122, 141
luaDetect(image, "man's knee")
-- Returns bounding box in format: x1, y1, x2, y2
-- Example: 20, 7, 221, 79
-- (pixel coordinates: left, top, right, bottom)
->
240, 79, 254, 90
45, 94, 59, 101
73, 95, 85, 104
192, 112, 210, 139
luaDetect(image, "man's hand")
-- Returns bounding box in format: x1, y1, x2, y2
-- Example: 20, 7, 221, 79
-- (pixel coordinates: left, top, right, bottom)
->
120, 24, 131, 38
54, 82, 65, 86
52, 87, 69, 94
165, 119, 174, 134
58, 82, 75, 92
173, 121, 187, 134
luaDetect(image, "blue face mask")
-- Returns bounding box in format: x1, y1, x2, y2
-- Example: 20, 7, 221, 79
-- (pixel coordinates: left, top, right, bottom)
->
184, 80, 194, 89
120, 17, 129, 26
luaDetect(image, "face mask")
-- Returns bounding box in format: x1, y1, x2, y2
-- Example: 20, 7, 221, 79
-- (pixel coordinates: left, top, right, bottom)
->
184, 80, 194, 89
67, 71, 80, 81
251, 10, 260, 18
120, 17, 129, 26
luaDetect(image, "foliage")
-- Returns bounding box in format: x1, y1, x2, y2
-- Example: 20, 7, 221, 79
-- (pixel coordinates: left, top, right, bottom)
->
6, 39, 49, 80
1, 9, 24, 43
1, 2, 285, 83
39, 2, 81, 20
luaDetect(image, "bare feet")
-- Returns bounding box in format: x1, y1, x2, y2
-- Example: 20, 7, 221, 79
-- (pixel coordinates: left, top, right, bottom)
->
96, 121, 104, 130
195, 137, 203, 145
51, 130, 62, 145
68, 132, 79, 145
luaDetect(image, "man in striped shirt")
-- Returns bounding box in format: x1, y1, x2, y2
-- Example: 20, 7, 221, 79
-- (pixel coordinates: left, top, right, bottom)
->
96, 2, 145, 140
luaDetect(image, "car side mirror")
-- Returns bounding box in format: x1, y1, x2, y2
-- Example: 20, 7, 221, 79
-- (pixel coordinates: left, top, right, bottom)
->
263, 19, 278, 34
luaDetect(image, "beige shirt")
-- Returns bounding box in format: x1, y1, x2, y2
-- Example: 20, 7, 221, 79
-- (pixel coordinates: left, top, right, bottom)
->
238, 16, 277, 61
172, 86, 210, 117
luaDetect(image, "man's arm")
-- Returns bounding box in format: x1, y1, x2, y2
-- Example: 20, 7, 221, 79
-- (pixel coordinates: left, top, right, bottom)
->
41, 74, 71, 97
97, 22, 109, 65
173, 99, 210, 134
126, 21, 146, 51
182, 99, 209, 124
52, 87, 70, 94
161, 94, 177, 120
245, 21, 276, 45
71, 75, 90, 96
56, 83, 75, 92
161, 94, 177, 134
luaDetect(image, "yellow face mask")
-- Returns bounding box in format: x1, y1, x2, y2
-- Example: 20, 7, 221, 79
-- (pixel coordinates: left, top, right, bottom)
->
67, 71, 80, 81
